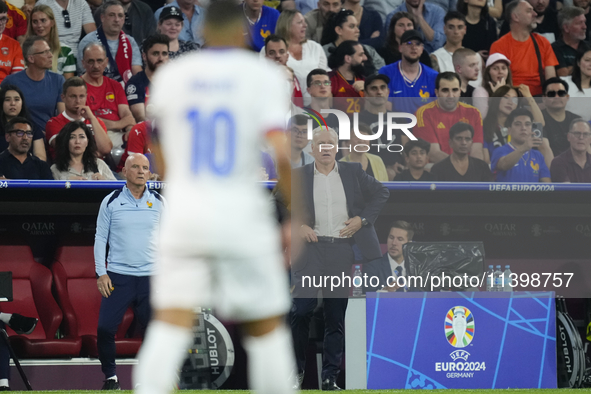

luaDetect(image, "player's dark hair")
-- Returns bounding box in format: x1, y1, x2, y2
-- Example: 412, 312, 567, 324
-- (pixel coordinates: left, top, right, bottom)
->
327, 40, 360, 70
389, 220, 414, 241
403, 138, 430, 156
449, 121, 474, 139
63, 77, 87, 95
321, 9, 354, 46
306, 68, 329, 87
0, 85, 31, 134
444, 11, 466, 24
142, 33, 170, 53
264, 34, 287, 49
204, 0, 243, 28
542, 76, 569, 94
0, 1, 8, 14
101, 0, 123, 14
54, 121, 99, 173
5, 117, 33, 133
436, 71, 462, 89
505, 107, 533, 128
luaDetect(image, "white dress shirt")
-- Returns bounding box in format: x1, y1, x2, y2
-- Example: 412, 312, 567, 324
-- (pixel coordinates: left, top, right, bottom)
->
313, 162, 349, 237
387, 253, 405, 277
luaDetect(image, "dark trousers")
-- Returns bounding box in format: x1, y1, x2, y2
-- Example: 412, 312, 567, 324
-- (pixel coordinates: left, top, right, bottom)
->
290, 241, 353, 381
97, 272, 151, 379
0, 323, 8, 381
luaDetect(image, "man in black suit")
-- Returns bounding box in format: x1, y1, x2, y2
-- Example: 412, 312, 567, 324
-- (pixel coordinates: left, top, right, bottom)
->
291, 126, 389, 390
364, 220, 414, 293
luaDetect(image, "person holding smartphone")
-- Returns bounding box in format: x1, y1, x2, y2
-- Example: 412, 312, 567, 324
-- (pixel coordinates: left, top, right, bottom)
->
491, 107, 551, 182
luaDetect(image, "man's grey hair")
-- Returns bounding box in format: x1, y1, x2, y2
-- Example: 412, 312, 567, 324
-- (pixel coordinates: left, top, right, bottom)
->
101, 0, 124, 14
22, 36, 47, 63
569, 118, 591, 132
505, 0, 523, 23
558, 6, 585, 30
311, 126, 338, 145
82, 42, 107, 59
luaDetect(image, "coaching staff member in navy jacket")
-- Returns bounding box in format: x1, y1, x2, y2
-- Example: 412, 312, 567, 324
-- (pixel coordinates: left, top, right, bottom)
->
290, 126, 389, 390
94, 153, 164, 390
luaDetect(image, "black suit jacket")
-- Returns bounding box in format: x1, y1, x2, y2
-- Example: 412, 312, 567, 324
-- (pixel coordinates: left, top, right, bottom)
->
293, 161, 389, 262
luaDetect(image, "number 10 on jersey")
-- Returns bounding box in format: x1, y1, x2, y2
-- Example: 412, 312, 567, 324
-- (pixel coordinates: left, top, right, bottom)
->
187, 109, 237, 175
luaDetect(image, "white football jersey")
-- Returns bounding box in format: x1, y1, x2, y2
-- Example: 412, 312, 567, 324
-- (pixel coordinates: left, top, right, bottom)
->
151, 48, 289, 252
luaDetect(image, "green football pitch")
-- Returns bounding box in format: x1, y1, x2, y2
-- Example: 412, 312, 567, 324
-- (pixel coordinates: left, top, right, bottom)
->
8, 390, 591, 394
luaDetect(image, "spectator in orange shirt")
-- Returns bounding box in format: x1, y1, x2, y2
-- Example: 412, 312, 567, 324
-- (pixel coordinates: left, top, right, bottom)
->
489, 0, 558, 96
0, 1, 24, 84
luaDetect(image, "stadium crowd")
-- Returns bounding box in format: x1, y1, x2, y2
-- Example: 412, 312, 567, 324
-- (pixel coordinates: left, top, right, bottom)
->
0, 0, 588, 182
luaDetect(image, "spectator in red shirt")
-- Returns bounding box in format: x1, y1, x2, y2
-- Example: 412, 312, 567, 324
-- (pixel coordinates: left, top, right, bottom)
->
80, 42, 135, 149
116, 120, 151, 172
45, 77, 112, 160
2, 0, 27, 44
414, 71, 484, 163
489, 0, 558, 96
327, 40, 367, 114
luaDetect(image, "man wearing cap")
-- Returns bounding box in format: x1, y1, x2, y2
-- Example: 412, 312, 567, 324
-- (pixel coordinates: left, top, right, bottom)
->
154, 0, 204, 46
414, 71, 484, 162
386, 0, 445, 53
243, 0, 279, 52
77, 0, 143, 84
359, 74, 410, 180
378, 30, 438, 114
489, 0, 558, 96
93, 0, 156, 45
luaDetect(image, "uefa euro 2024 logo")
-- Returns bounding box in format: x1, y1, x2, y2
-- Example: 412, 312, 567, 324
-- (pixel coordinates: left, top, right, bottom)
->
445, 306, 474, 348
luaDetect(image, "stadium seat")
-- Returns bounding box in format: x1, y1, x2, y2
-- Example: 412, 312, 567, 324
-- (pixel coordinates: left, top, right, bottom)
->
0, 245, 82, 358
52, 246, 141, 357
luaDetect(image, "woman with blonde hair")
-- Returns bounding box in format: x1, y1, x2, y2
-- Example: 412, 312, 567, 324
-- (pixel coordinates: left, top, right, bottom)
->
25, 5, 76, 78
265, 9, 329, 103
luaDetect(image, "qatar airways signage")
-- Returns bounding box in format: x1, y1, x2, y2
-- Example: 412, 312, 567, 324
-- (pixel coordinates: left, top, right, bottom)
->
304, 109, 418, 152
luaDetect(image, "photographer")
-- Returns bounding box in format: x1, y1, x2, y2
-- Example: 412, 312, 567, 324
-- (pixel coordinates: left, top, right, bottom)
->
491, 108, 551, 182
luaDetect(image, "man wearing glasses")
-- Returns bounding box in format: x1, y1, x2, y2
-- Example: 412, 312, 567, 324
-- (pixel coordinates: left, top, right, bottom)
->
289, 114, 315, 168
36, 0, 96, 56
541, 77, 583, 156
0, 1, 24, 84
303, 69, 339, 131
0, 118, 53, 180
550, 118, 591, 182
1, 36, 65, 138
